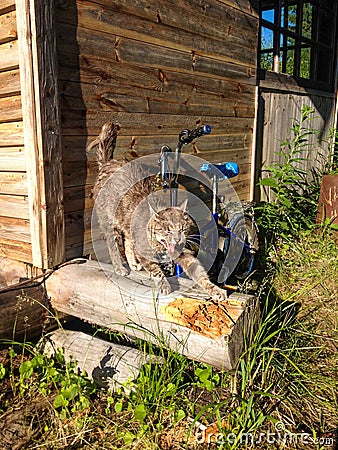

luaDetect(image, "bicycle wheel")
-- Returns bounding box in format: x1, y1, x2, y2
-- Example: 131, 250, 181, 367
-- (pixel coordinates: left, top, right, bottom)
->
222, 214, 258, 281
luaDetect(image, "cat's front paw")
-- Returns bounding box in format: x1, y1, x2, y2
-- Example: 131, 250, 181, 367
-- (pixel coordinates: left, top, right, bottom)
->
158, 278, 172, 296
113, 265, 130, 277
209, 285, 228, 302
130, 263, 143, 272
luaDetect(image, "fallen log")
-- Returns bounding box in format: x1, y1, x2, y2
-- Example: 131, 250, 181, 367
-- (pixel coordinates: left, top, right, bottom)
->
39, 329, 154, 391
46, 260, 259, 370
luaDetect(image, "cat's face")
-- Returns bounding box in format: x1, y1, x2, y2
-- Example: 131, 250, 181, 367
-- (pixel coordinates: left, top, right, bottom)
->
148, 206, 194, 257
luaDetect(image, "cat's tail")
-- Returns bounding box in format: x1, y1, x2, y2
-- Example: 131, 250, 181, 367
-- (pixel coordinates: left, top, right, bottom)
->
87, 122, 120, 168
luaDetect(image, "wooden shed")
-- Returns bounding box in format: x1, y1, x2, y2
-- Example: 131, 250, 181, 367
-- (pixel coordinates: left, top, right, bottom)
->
0, 0, 260, 275
0, 0, 337, 275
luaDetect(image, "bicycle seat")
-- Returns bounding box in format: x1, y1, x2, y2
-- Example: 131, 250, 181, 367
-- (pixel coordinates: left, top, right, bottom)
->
200, 162, 239, 179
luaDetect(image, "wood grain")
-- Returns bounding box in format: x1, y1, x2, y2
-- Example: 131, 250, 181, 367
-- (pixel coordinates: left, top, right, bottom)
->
0, 216, 31, 243
0, 0, 15, 16
0, 194, 29, 219
0, 68, 21, 97
41, 329, 153, 391
16, 0, 65, 268
0, 171, 27, 195
56, 0, 258, 66
0, 94, 22, 122
0, 39, 19, 71
57, 23, 256, 84
0, 236, 31, 261
0, 146, 26, 171
0, 121, 23, 145
0, 9, 17, 44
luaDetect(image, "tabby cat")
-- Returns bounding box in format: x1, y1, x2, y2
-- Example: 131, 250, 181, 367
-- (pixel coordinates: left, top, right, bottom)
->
91, 122, 228, 301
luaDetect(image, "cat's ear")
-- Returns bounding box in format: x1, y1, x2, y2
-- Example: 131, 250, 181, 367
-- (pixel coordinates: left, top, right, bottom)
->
146, 198, 159, 217
178, 198, 189, 213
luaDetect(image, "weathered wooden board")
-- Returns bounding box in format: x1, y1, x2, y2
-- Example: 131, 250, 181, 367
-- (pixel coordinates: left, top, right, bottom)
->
0, 69, 21, 97
40, 329, 155, 391
0, 171, 27, 195
0, 194, 29, 219
0, 146, 26, 171
61, 112, 254, 137
0, 216, 31, 243
16, 0, 65, 268
0, 95, 22, 122
0, 39, 19, 71
55, 0, 258, 66
0, 9, 17, 45
59, 80, 255, 118
0, 237, 31, 261
57, 23, 256, 85
257, 90, 336, 201
46, 260, 259, 370
0, 121, 24, 146
218, 0, 259, 17
57, 49, 256, 101
62, 127, 252, 158
0, 0, 15, 15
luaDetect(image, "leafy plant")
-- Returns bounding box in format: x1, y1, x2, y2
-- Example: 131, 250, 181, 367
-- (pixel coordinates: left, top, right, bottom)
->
194, 363, 220, 391
256, 106, 336, 245
17, 348, 97, 419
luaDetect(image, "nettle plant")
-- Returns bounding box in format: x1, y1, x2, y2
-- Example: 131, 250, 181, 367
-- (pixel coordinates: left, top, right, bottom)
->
256, 106, 336, 244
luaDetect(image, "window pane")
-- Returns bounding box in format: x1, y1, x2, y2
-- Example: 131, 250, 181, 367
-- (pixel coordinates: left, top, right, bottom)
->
262, 9, 274, 24
302, 3, 313, 39
260, 52, 274, 71
287, 5, 297, 32
280, 34, 295, 49
319, 9, 334, 46
300, 47, 311, 78
286, 49, 295, 75
261, 26, 274, 50
317, 47, 332, 83
279, 32, 295, 76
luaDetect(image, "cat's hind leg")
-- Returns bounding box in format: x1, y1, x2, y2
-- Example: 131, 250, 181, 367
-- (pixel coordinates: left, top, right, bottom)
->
105, 232, 130, 277
124, 236, 142, 272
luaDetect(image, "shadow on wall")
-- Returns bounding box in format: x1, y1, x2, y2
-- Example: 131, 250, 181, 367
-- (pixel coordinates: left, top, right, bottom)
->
55, 0, 88, 260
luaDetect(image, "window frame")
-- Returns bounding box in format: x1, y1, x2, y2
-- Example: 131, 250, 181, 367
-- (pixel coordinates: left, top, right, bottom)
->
258, 0, 338, 92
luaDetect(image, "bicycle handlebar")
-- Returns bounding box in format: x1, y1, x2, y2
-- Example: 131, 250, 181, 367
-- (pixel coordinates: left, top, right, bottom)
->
178, 124, 211, 147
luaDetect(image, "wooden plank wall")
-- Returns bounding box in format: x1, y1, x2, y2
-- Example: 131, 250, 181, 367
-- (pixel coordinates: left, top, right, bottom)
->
0, 1, 32, 263
256, 87, 336, 201
55, 0, 259, 259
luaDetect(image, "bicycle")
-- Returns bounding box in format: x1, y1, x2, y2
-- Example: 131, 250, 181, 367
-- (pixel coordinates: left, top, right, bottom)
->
158, 124, 259, 286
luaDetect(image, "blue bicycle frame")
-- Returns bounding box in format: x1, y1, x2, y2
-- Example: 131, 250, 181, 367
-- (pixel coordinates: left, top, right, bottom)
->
158, 125, 255, 283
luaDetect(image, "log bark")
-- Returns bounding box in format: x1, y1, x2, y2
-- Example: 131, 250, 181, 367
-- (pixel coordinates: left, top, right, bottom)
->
45, 260, 259, 370
0, 284, 56, 340
39, 329, 154, 391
